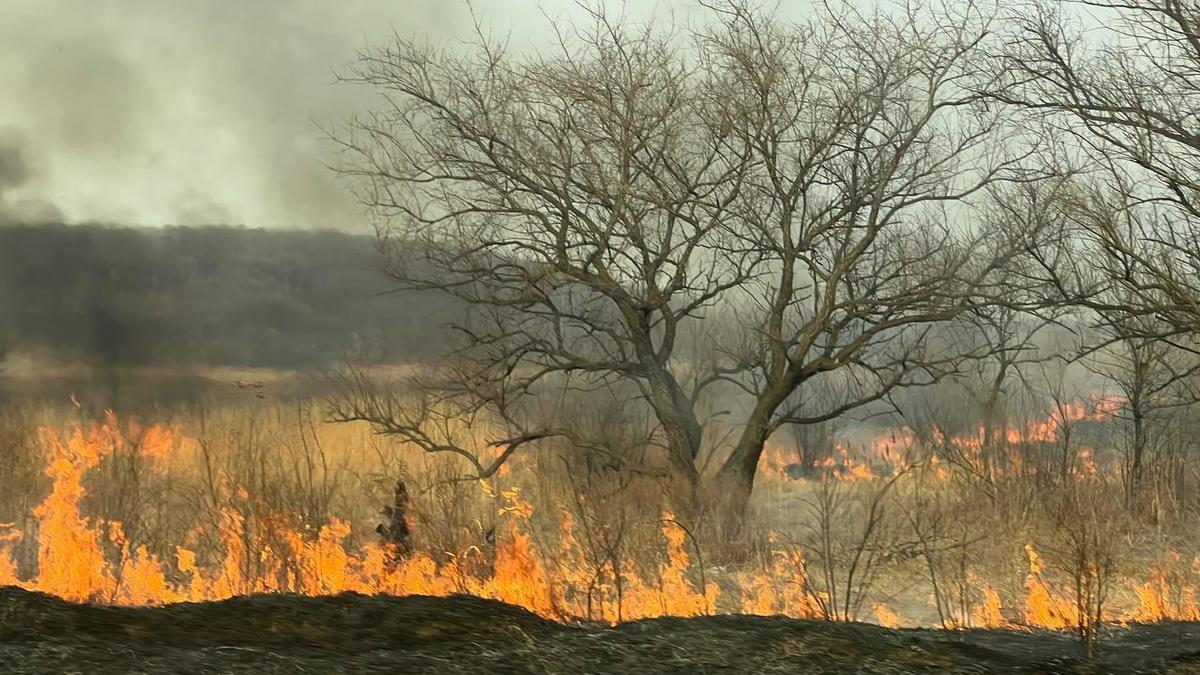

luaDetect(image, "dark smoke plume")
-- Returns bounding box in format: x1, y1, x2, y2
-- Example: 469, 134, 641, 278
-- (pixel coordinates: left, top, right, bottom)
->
0, 129, 61, 226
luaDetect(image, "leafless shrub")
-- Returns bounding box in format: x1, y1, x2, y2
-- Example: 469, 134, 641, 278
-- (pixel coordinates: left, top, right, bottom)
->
1034, 474, 1130, 656
896, 467, 988, 629
791, 467, 908, 622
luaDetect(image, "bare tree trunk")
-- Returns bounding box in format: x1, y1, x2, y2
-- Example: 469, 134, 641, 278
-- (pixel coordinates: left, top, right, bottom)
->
646, 386, 703, 510
1129, 409, 1146, 505
710, 386, 790, 530
637, 345, 704, 510
981, 365, 1010, 480
711, 427, 767, 529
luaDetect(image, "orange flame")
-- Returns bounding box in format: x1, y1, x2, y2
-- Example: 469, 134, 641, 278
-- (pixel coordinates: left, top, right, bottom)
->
0, 415, 731, 623
735, 544, 819, 618
975, 585, 1006, 627
873, 602, 902, 628
1022, 544, 1077, 630
1132, 550, 1200, 622
0, 410, 1182, 632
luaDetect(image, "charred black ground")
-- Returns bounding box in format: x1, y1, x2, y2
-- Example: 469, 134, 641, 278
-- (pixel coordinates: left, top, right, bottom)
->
2, 587, 1199, 674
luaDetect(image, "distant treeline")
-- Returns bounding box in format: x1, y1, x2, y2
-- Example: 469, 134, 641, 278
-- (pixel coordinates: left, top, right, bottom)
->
0, 224, 451, 368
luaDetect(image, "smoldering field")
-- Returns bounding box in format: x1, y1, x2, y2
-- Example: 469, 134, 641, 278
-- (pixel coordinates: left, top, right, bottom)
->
2, 254, 1200, 674
3, 222, 1200, 667
3, 352, 1200, 633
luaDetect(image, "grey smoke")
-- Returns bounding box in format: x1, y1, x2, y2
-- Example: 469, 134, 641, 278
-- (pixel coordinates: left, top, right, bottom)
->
0, 0, 472, 229
0, 130, 30, 188
0, 129, 62, 225
0, 0, 711, 230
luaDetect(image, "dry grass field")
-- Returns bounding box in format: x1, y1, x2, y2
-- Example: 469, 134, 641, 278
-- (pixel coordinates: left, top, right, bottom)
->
2, 387, 1200, 644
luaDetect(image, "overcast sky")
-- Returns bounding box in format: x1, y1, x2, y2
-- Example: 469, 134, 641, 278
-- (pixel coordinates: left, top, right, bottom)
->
0, 1, 733, 231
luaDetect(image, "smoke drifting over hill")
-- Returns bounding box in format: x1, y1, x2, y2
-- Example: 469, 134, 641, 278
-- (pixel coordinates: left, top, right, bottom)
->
0, 129, 61, 226
0, 224, 454, 371
0, 0, 697, 230
0, 1, 469, 229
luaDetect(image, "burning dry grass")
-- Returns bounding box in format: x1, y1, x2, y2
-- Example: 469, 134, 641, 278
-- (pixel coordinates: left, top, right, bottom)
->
0, 399, 1199, 638
0, 405, 737, 622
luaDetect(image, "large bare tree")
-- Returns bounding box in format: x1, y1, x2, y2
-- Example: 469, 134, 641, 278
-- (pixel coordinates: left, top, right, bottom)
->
332, 1, 1035, 523
1082, 308, 1200, 503
331, 9, 753, 501
985, 0, 1200, 506
993, 0, 1200, 342
702, 2, 1034, 517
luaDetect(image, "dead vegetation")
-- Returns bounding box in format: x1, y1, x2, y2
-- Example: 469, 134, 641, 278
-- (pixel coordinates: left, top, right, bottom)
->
6, 0, 1200, 670
1, 394, 1200, 638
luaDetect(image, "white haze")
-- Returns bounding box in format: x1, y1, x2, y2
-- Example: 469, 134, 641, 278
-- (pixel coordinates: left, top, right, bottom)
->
0, 0, 715, 230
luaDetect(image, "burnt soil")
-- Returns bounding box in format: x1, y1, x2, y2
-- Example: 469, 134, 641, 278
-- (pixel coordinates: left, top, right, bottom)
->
3, 587, 1200, 673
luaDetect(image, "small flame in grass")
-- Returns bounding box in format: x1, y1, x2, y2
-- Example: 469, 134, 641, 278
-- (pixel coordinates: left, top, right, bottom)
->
1013, 395, 1124, 445
873, 602, 902, 628
974, 583, 1007, 628
735, 543, 819, 619
657, 515, 720, 617
1132, 550, 1200, 622
1023, 544, 1076, 630
756, 444, 879, 482
1074, 449, 1099, 480
756, 393, 1125, 483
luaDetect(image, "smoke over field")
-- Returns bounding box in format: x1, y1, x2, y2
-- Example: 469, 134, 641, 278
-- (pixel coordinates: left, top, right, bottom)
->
5, 0, 1200, 673
0, 224, 456, 410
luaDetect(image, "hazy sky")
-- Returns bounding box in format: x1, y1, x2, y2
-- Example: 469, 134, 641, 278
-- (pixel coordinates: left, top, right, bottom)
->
0, 0, 702, 231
